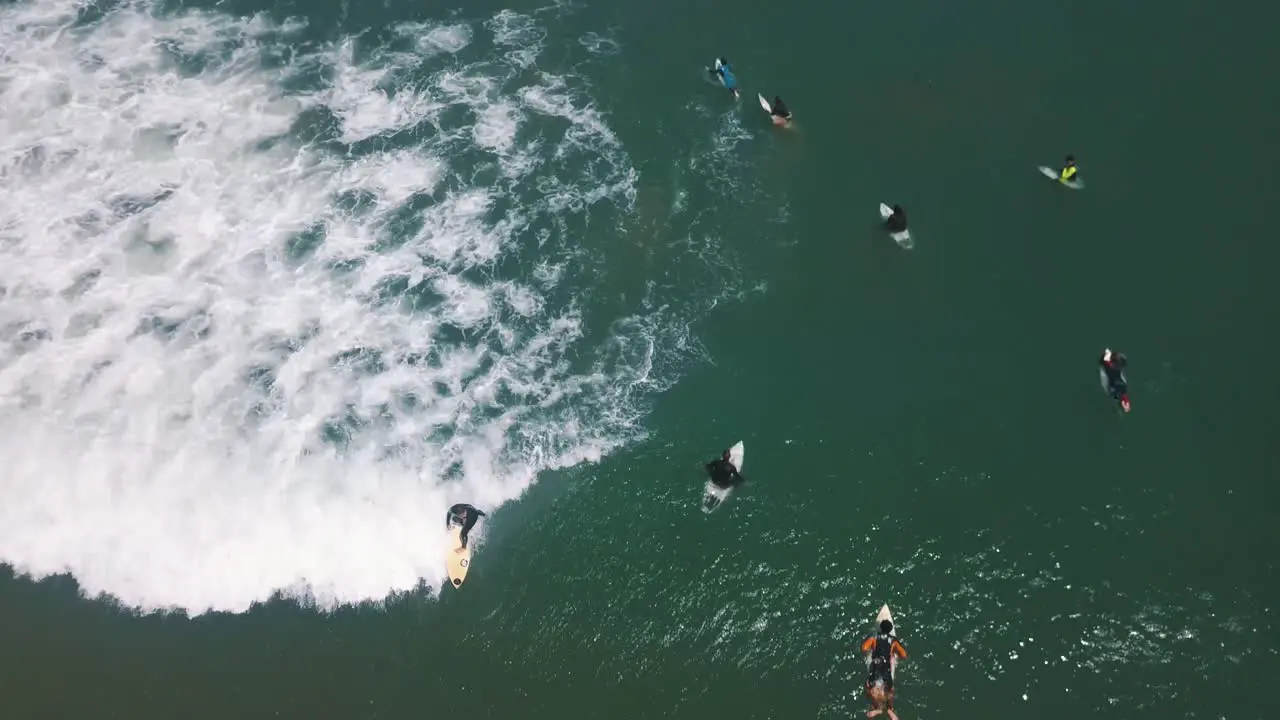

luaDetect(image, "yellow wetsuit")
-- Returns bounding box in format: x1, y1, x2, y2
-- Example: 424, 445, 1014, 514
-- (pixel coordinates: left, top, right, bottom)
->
1060, 165, 1078, 182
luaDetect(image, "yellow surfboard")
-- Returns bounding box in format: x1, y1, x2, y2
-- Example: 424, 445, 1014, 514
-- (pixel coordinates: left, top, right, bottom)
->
445, 525, 472, 588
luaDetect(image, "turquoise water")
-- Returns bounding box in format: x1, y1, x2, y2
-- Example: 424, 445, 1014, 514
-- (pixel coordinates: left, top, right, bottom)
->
1, 0, 1276, 718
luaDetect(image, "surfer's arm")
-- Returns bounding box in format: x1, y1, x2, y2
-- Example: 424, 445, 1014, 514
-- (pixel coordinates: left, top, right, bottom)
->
731, 471, 746, 485
892, 640, 908, 659
860, 637, 876, 654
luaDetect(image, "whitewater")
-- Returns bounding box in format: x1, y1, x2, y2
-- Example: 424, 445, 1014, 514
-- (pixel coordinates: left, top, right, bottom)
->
0, 0, 721, 614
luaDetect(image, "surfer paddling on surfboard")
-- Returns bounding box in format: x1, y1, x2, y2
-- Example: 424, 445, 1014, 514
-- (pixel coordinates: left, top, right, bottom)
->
708, 57, 740, 98
446, 503, 486, 550
706, 448, 746, 489
1100, 348, 1131, 413
861, 618, 908, 720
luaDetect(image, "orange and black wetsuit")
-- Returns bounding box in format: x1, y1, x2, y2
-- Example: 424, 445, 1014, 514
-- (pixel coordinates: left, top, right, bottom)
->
861, 632, 908, 691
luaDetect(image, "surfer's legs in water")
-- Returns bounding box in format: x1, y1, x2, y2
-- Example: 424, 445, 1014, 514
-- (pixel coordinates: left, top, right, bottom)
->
865, 681, 898, 720
866, 672, 898, 720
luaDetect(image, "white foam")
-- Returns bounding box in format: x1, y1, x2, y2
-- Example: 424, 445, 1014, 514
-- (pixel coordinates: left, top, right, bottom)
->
0, 1, 653, 614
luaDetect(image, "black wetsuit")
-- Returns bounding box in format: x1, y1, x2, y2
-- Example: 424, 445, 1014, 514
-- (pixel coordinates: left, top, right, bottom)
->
866, 632, 905, 692
885, 206, 908, 233
445, 503, 486, 548
705, 458, 745, 490
1100, 353, 1128, 400
771, 97, 792, 120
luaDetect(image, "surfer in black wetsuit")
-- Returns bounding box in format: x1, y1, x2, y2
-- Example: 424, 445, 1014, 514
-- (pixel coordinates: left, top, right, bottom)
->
770, 96, 792, 126
1099, 348, 1131, 412
861, 619, 908, 720
445, 503, 486, 549
705, 449, 745, 489
885, 204, 908, 233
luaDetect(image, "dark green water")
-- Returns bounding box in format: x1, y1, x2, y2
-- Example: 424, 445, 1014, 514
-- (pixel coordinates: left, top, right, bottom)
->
2, 0, 1277, 718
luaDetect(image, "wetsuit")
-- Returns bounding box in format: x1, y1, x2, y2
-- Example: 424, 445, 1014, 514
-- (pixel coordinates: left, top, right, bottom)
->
1100, 352, 1129, 402
445, 503, 486, 549
885, 205, 908, 233
771, 96, 792, 120
705, 457, 745, 490
1060, 164, 1078, 183
710, 58, 738, 93
861, 632, 909, 692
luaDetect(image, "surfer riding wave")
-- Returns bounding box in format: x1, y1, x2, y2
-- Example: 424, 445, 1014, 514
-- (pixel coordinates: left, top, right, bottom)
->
861, 619, 908, 720
445, 503, 486, 549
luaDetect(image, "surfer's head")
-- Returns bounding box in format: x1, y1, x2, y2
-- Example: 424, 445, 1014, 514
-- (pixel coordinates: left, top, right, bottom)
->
722, 449, 732, 461
892, 204, 903, 215
1065, 155, 1076, 165
880, 619, 894, 635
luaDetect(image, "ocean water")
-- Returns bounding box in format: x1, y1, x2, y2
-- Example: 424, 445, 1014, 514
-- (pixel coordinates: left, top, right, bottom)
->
1, 0, 1277, 718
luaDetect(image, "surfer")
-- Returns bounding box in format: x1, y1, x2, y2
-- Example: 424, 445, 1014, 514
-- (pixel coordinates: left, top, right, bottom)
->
709, 57, 740, 98
445, 503, 486, 549
1059, 155, 1079, 184
884, 204, 908, 233
705, 448, 746, 489
1100, 348, 1131, 412
769, 96, 792, 126
861, 618, 908, 720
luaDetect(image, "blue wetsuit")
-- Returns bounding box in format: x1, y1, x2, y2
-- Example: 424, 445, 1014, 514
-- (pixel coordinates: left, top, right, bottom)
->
710, 58, 737, 92
719, 65, 736, 90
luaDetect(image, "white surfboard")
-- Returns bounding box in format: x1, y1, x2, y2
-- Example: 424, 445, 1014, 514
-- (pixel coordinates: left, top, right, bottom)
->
445, 525, 472, 588
701, 441, 744, 513
872, 604, 899, 678
1039, 165, 1084, 189
758, 93, 771, 113
879, 203, 913, 249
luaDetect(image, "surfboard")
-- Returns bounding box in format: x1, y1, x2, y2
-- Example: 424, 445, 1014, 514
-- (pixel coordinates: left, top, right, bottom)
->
445, 525, 472, 588
1039, 165, 1084, 190
879, 203, 913, 249
701, 441, 744, 514
873, 604, 899, 678
758, 93, 771, 113
876, 604, 895, 629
